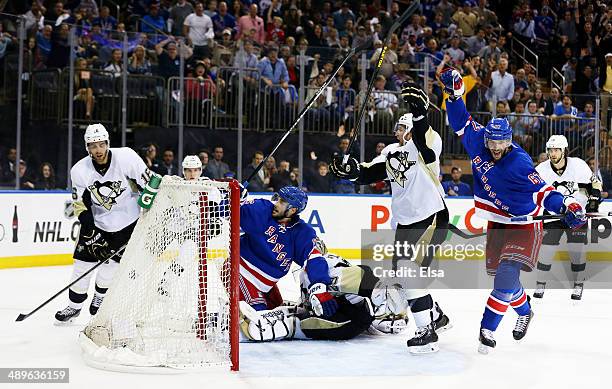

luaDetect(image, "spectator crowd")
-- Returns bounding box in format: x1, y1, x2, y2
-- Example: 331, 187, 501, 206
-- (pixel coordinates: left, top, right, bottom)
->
1, 0, 612, 193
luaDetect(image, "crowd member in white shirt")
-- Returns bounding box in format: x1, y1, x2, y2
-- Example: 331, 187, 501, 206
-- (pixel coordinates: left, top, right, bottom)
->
184, 1, 215, 59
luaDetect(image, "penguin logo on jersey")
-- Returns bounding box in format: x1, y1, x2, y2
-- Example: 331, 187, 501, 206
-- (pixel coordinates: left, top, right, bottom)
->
385, 151, 415, 187
553, 180, 576, 196
88, 180, 126, 210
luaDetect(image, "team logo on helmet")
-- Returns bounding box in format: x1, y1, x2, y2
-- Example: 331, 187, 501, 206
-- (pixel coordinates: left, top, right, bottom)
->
385, 151, 415, 187
88, 180, 126, 210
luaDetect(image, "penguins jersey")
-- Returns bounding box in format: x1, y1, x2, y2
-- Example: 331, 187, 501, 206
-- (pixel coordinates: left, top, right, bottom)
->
536, 157, 594, 209
71, 147, 150, 233
359, 127, 445, 226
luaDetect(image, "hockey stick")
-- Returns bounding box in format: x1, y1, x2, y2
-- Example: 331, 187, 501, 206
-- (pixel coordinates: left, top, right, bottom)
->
447, 223, 487, 239
510, 212, 612, 223
15, 244, 128, 322
342, 0, 420, 165
242, 39, 373, 187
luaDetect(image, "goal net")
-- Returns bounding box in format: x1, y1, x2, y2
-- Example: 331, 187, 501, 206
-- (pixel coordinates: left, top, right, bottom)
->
79, 177, 240, 371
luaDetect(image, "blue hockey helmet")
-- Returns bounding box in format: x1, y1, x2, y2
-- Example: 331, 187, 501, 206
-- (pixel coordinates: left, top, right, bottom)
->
273, 186, 308, 213
484, 117, 512, 145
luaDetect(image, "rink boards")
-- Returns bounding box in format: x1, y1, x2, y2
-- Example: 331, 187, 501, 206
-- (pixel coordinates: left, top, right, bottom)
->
1, 191, 612, 269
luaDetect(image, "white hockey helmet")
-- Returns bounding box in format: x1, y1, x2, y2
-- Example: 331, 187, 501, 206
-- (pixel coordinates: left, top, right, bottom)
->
182, 155, 202, 170
395, 113, 414, 133
84, 123, 109, 151
546, 135, 568, 150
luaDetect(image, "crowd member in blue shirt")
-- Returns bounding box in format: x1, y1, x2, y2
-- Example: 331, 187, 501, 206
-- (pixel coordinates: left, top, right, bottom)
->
442, 166, 473, 196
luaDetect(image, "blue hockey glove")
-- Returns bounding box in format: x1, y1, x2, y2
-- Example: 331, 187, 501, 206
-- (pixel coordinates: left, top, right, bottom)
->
308, 283, 338, 318
562, 200, 587, 229
440, 67, 464, 99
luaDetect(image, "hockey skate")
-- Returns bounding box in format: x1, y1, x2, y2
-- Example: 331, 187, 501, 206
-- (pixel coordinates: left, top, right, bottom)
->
478, 328, 496, 354
513, 309, 534, 341
533, 281, 546, 299
55, 306, 81, 325
89, 294, 104, 316
571, 283, 584, 300
407, 324, 439, 354
432, 302, 452, 333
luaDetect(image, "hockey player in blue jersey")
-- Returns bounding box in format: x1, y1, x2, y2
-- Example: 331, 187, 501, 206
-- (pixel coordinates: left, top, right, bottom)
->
238, 186, 338, 318
440, 68, 587, 353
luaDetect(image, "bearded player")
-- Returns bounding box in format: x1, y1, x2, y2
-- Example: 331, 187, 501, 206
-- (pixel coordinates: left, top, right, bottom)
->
441, 68, 587, 353
56, 124, 154, 324
238, 186, 338, 322
534, 135, 601, 300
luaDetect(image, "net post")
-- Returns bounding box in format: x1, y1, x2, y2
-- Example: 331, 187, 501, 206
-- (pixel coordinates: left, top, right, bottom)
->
197, 192, 209, 340
228, 179, 241, 371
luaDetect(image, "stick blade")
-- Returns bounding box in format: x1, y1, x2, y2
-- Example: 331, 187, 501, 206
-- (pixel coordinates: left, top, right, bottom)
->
15, 313, 28, 322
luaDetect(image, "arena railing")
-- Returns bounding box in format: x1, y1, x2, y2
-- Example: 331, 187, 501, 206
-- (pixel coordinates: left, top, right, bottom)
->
213, 66, 261, 131
29, 68, 62, 121
167, 76, 216, 128
57, 68, 119, 129
117, 74, 166, 128
260, 83, 300, 132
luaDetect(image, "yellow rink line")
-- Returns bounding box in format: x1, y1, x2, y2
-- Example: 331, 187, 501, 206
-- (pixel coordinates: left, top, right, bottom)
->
1, 249, 611, 269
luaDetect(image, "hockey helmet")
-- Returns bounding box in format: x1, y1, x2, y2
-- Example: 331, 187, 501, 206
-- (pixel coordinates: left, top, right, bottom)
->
272, 186, 308, 213
394, 113, 414, 134
546, 135, 569, 150
182, 155, 202, 170
484, 117, 512, 146
84, 123, 109, 151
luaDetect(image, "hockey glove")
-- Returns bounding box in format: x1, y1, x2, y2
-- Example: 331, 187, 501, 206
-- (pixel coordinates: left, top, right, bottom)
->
308, 283, 338, 318
81, 227, 116, 262
401, 82, 430, 118
329, 155, 360, 180
562, 200, 587, 229
586, 177, 602, 212
238, 181, 248, 201
440, 68, 464, 99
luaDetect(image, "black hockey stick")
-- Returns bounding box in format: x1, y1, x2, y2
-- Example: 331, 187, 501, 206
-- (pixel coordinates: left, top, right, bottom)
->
448, 223, 487, 239
15, 244, 128, 322
342, 0, 420, 165
242, 38, 373, 187
510, 212, 612, 223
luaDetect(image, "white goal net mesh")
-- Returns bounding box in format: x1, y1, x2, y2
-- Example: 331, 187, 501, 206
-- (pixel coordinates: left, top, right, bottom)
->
80, 177, 239, 370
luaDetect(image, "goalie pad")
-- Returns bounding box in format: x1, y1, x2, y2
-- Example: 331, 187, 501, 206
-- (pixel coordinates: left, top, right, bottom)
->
368, 313, 410, 335
371, 282, 409, 315
239, 301, 299, 341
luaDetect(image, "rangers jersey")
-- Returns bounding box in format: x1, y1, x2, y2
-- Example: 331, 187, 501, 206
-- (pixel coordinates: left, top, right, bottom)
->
370, 129, 445, 227
71, 147, 150, 232
536, 157, 593, 208
446, 97, 565, 223
240, 199, 329, 293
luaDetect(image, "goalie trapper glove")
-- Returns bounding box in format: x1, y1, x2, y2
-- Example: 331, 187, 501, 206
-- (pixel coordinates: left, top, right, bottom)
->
308, 283, 338, 318
81, 227, 116, 262
401, 82, 430, 118
439, 67, 464, 99
329, 154, 360, 180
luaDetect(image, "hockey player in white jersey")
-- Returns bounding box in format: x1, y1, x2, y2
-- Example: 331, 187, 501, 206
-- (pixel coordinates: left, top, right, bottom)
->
534, 135, 602, 300
329, 83, 451, 354
240, 240, 411, 342
55, 124, 153, 323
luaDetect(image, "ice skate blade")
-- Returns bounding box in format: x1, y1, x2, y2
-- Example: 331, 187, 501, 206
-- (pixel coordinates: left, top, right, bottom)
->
478, 343, 493, 354
54, 318, 78, 326
436, 322, 453, 334
408, 342, 439, 355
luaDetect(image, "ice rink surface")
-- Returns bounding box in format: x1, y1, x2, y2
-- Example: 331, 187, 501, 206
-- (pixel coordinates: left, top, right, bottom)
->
1, 265, 611, 389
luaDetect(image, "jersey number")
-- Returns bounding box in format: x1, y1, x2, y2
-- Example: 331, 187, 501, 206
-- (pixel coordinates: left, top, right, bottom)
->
528, 172, 544, 185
